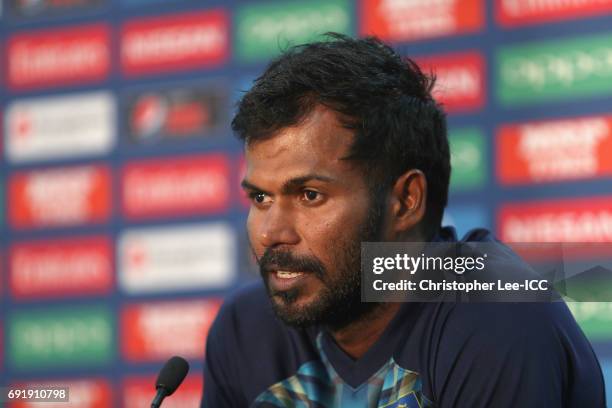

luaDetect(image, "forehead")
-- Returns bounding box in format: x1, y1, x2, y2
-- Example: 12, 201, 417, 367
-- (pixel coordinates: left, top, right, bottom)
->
244, 106, 358, 181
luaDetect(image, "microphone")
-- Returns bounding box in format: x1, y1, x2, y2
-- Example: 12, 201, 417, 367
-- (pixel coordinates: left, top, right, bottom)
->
151, 356, 190, 408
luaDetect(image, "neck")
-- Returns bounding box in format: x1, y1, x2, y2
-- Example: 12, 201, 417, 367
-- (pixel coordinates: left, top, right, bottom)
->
327, 302, 401, 360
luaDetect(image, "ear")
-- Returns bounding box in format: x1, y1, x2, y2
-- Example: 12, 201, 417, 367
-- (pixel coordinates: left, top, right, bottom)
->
389, 169, 427, 235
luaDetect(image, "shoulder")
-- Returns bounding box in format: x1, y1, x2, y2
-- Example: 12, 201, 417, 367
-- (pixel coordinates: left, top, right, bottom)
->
441, 301, 581, 342
429, 301, 591, 361
406, 301, 576, 346
432, 302, 603, 396
403, 302, 577, 370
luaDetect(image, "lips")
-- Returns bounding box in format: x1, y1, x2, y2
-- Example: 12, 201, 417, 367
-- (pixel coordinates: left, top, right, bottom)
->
258, 252, 325, 294
262, 264, 308, 277
276, 271, 304, 279
268, 269, 311, 292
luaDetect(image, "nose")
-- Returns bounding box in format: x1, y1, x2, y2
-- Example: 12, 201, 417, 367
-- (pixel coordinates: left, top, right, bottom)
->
256, 202, 300, 249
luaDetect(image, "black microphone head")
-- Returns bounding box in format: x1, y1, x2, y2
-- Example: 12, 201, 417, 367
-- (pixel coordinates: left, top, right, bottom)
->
155, 356, 189, 396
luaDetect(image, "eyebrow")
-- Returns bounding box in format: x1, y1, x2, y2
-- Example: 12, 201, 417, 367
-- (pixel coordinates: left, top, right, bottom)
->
241, 174, 336, 195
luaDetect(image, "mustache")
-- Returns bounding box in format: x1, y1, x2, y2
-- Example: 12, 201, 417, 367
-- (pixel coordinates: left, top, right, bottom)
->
258, 248, 326, 280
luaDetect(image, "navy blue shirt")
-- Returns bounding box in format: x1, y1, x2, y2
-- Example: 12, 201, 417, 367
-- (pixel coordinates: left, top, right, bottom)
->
202, 229, 606, 407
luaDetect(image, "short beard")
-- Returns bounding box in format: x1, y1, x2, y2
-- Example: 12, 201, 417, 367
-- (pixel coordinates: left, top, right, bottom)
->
257, 189, 387, 330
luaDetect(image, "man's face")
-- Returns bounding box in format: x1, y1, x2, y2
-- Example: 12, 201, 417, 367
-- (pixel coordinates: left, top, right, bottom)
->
242, 106, 385, 328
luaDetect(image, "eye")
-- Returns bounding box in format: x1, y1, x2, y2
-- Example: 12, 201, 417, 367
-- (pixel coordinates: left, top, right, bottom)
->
254, 192, 265, 203
304, 190, 318, 200
302, 190, 322, 202
249, 192, 271, 205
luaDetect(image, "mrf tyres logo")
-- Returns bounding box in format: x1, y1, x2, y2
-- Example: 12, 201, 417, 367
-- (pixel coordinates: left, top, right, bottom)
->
8, 165, 111, 229
121, 299, 221, 361
497, 32, 612, 105
498, 115, 612, 184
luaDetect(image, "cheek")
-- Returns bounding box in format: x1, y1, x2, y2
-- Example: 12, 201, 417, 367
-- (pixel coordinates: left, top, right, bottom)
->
246, 210, 262, 253
300, 201, 369, 259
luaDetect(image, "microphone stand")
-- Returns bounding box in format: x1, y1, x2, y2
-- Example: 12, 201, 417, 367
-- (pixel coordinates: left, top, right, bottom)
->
151, 387, 168, 408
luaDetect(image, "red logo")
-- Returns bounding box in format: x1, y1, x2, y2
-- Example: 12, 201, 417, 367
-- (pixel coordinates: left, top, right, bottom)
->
121, 155, 230, 219
416, 52, 485, 113
498, 197, 612, 243
132, 94, 209, 136
497, 115, 612, 185
121, 299, 221, 361
9, 165, 112, 229
124, 84, 226, 143
496, 0, 612, 27
11, 379, 112, 408
360, 0, 484, 42
121, 10, 229, 76
7, 23, 110, 90
122, 374, 202, 408
131, 94, 169, 138
10, 236, 113, 299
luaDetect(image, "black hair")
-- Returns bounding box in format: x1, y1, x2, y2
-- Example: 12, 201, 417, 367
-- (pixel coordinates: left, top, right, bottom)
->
232, 33, 450, 239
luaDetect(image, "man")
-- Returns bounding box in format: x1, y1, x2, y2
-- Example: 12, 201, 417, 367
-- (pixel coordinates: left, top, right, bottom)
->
202, 34, 605, 407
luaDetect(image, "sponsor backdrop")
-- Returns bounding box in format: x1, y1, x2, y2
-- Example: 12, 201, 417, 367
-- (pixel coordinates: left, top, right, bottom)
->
1, 0, 612, 405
